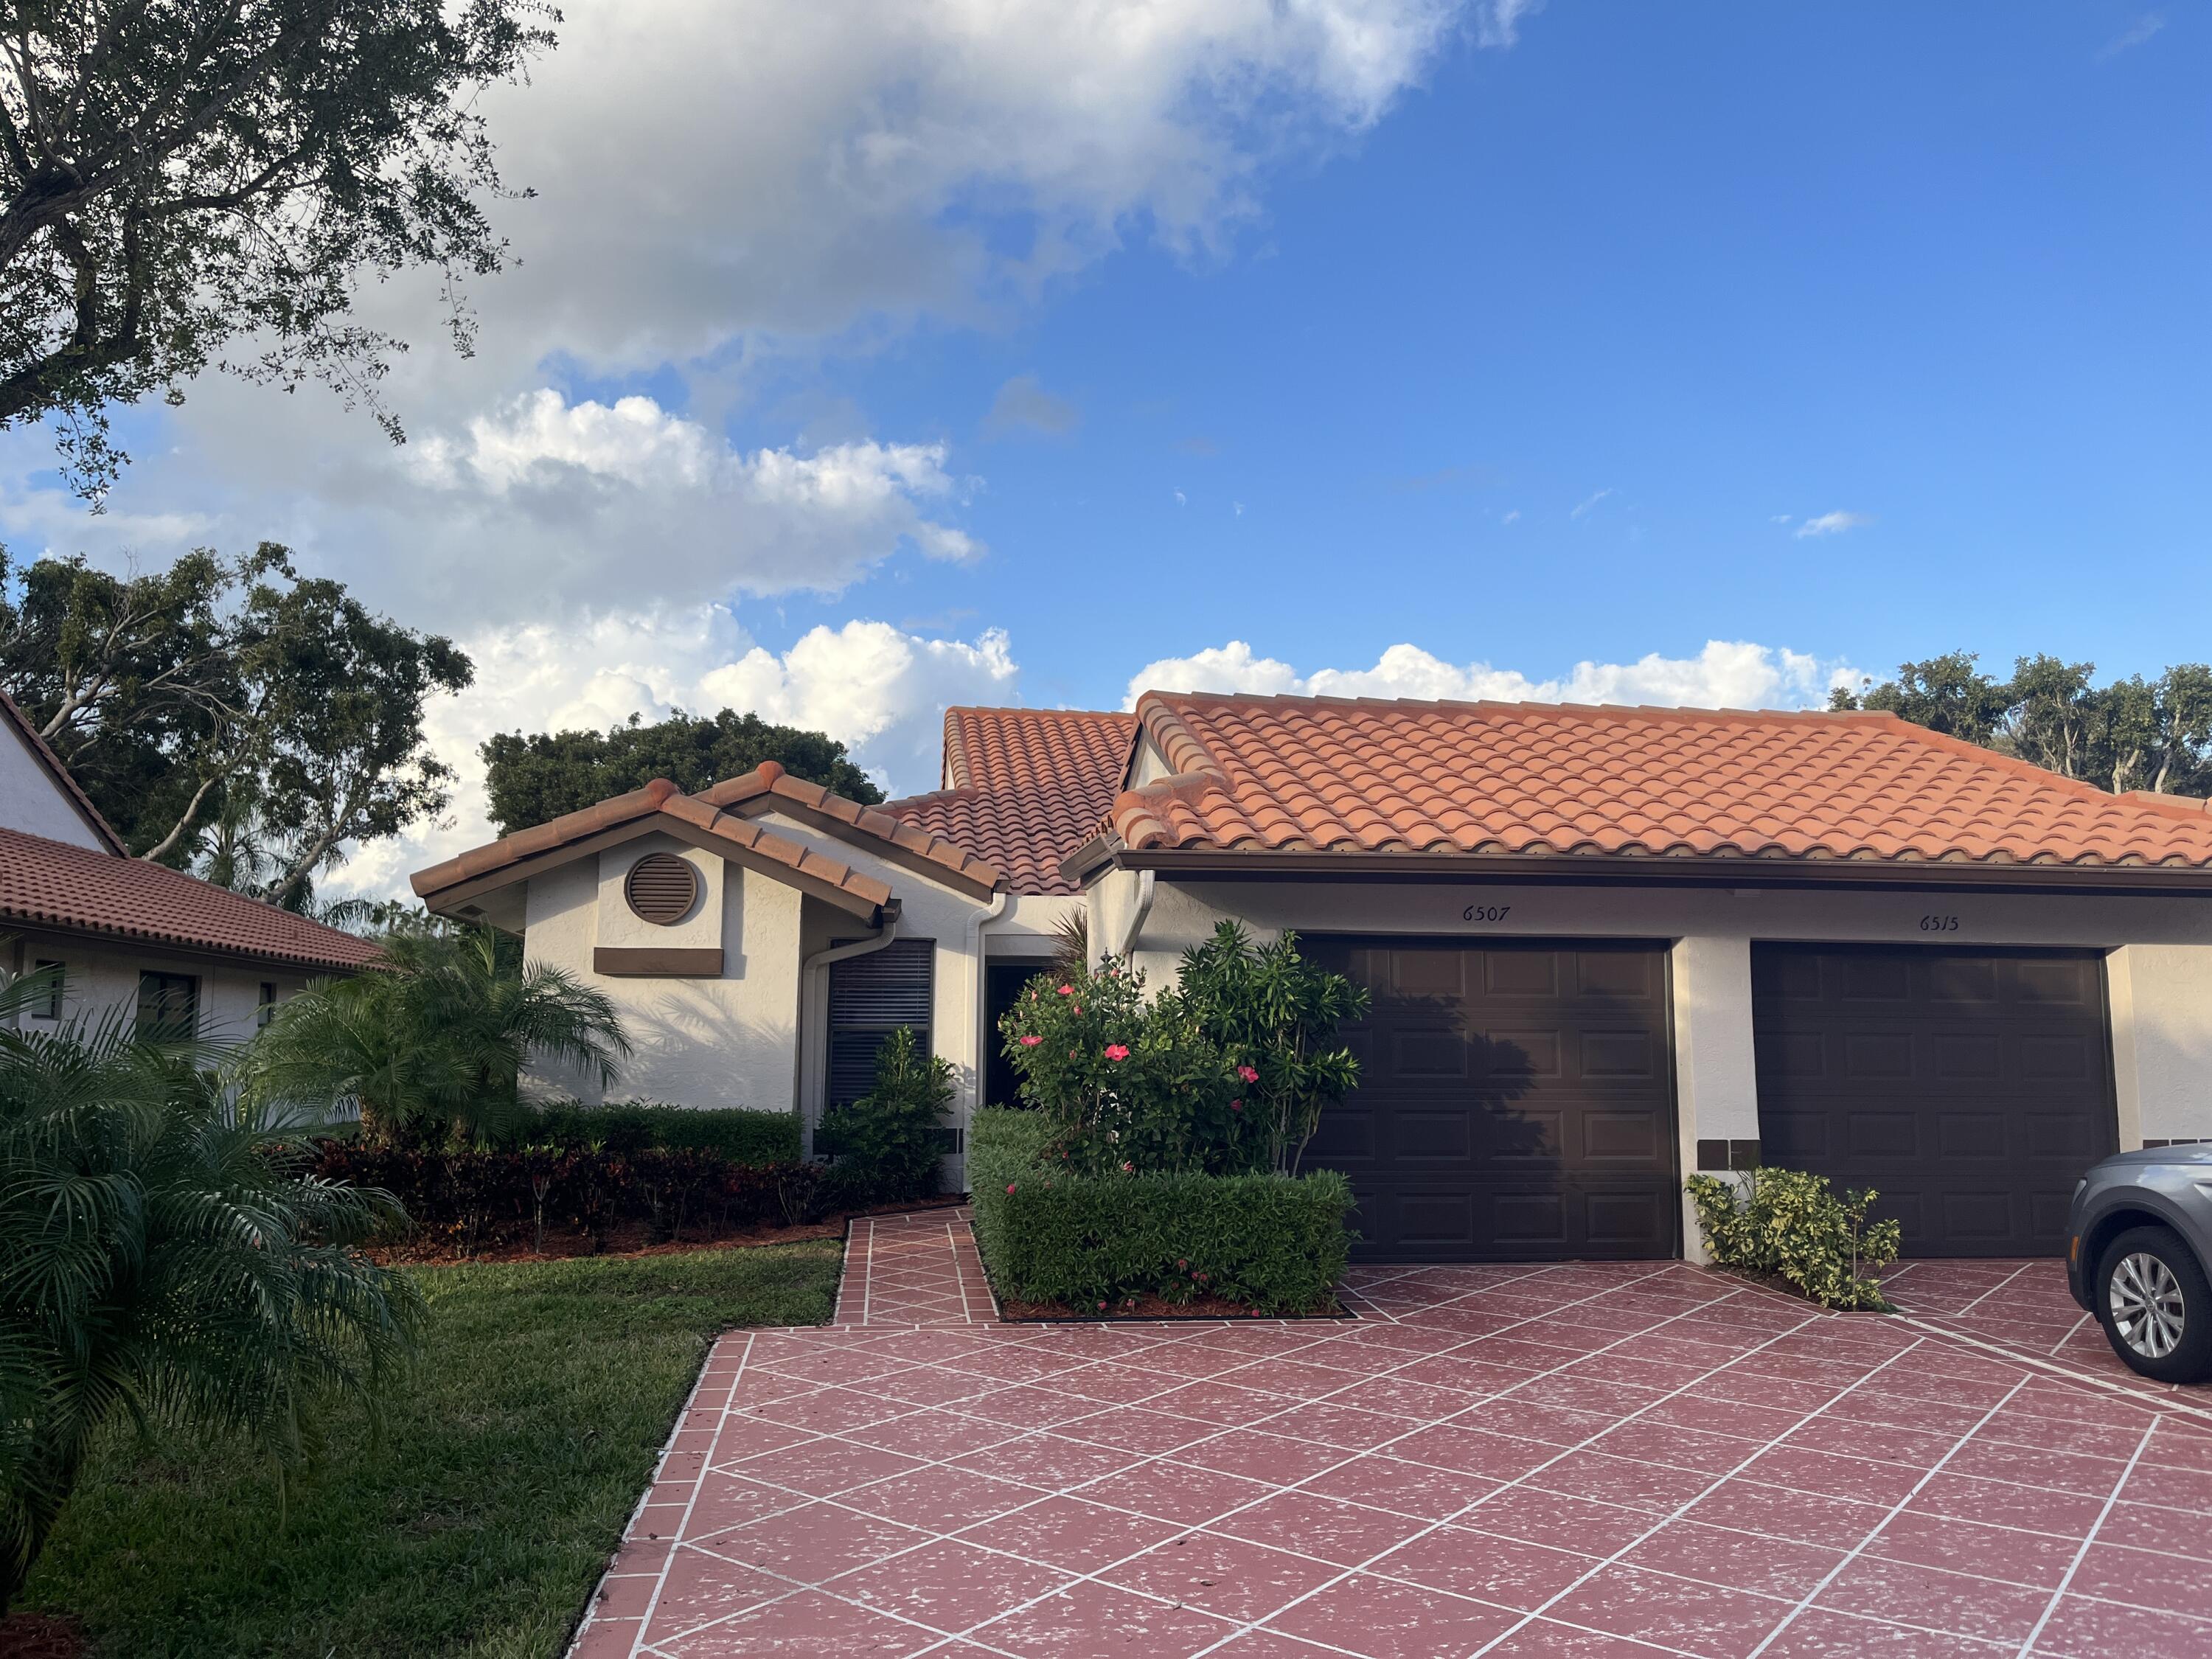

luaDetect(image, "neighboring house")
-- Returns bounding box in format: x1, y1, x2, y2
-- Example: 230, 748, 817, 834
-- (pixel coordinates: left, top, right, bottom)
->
411, 693, 2212, 1265
1, 690, 378, 1041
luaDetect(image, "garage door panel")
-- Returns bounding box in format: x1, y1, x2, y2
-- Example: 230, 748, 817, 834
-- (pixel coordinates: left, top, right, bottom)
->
1840, 957, 1915, 1001
1843, 1033, 1916, 1079
1309, 940, 1677, 1262
1391, 1031, 1468, 1077
1578, 952, 1660, 999
1753, 945, 2116, 1257
1927, 959, 2001, 1004
1936, 1113, 2006, 1159
1484, 953, 1560, 997
1306, 1108, 1374, 1164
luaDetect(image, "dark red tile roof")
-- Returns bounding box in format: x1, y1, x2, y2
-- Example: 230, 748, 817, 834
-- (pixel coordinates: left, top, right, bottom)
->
1, 826, 381, 972
886, 708, 1135, 894
1095, 692, 2212, 874
410, 771, 898, 917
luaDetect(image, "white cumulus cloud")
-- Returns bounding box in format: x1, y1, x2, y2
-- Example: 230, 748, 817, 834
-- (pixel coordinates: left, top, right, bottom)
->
326, 607, 1019, 902
1793, 509, 1873, 539
1124, 639, 1857, 712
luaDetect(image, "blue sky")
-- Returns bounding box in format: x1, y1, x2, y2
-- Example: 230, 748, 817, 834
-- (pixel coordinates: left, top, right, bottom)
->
2, 1, 2203, 891
754, 2, 2206, 700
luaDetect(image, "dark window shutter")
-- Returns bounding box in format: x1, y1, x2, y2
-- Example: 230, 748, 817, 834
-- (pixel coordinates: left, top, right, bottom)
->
827, 939, 933, 1107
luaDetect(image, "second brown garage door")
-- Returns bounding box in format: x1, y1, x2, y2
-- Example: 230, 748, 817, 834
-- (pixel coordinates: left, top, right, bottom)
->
1304, 939, 1679, 1262
1753, 945, 2118, 1257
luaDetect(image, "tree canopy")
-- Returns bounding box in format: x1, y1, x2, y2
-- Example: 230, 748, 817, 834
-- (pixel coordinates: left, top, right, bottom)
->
1832, 653, 2212, 797
0, 0, 555, 497
1, 543, 473, 907
481, 709, 883, 835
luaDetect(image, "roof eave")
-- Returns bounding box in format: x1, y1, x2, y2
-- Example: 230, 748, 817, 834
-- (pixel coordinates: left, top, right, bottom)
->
0, 908, 378, 975
1089, 845, 2212, 896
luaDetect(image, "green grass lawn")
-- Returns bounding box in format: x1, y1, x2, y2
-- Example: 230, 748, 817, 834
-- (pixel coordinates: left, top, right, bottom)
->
21, 1239, 844, 1658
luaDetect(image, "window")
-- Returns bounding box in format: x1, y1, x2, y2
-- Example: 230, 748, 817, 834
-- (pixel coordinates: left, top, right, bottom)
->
257, 981, 279, 1030
826, 939, 934, 1110
136, 972, 200, 1043
29, 960, 64, 1021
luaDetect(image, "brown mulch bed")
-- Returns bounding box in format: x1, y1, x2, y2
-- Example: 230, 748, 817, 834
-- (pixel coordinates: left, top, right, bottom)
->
0, 1613, 88, 1658
365, 1193, 968, 1267
997, 1290, 1350, 1323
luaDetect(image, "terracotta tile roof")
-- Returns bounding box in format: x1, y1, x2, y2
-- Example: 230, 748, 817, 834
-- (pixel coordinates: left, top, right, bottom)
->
699, 761, 1001, 897
410, 773, 897, 919
1, 689, 126, 853
1, 826, 381, 972
1091, 692, 2212, 876
886, 707, 1136, 894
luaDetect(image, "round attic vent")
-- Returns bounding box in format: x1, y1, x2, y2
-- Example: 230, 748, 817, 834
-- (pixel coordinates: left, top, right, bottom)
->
625, 852, 698, 925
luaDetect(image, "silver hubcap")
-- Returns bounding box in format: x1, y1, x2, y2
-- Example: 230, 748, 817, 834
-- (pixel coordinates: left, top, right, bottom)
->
2110, 1252, 2188, 1360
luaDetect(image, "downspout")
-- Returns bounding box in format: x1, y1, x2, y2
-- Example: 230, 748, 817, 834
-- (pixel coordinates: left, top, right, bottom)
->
798, 908, 900, 1159
963, 887, 1009, 1169
1116, 869, 1157, 961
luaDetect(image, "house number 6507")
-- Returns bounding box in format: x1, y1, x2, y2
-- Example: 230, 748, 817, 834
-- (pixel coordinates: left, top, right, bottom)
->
1463, 904, 1512, 922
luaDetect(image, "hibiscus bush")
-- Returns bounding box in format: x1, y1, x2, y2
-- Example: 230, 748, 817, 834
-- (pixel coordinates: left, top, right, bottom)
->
996, 956, 1264, 1177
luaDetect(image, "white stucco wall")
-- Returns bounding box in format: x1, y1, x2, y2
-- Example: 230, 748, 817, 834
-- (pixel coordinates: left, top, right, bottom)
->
4, 930, 306, 1043
1, 719, 108, 846
520, 833, 804, 1111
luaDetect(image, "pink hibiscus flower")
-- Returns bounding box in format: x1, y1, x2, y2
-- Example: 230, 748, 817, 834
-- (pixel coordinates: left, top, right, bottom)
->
1104, 1043, 1130, 1061
1237, 1064, 1260, 1083
1057, 984, 1074, 996
1020, 1034, 1043, 1047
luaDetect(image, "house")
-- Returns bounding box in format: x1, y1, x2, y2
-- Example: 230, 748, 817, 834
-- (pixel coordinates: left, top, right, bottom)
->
410, 692, 2212, 1265
1, 689, 378, 1039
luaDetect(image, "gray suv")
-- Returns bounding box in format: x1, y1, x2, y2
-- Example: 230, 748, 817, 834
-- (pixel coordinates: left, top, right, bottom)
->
2067, 1144, 2212, 1385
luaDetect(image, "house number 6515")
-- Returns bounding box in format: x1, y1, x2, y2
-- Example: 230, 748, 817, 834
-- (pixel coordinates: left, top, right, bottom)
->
1463, 904, 1512, 922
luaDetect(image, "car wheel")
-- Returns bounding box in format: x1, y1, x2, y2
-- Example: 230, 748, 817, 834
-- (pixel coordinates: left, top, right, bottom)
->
2096, 1225, 2212, 1385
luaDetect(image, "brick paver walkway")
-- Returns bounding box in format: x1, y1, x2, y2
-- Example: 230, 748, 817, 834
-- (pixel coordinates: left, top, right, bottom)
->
569, 1220, 2212, 1658
834, 1209, 995, 1327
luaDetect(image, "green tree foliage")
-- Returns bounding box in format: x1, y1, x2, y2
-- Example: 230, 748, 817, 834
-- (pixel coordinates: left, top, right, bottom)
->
1175, 922, 1370, 1175
1832, 652, 2212, 797
0, 966, 423, 1615
819, 1026, 951, 1206
0, 544, 473, 907
0, 0, 555, 498
243, 924, 628, 1146
480, 709, 883, 835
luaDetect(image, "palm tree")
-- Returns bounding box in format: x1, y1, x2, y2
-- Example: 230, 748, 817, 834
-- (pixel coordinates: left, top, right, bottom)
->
246, 923, 630, 1144
0, 967, 422, 1615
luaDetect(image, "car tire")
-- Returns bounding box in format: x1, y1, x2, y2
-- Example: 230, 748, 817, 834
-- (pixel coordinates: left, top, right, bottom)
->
2095, 1225, 2212, 1385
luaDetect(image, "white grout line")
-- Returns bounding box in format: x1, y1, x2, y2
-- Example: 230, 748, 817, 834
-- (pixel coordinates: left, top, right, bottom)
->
1173, 1295, 1833, 1658
2017, 1413, 2160, 1656
617, 1331, 755, 1659
1952, 1261, 2041, 1318
1742, 1374, 2034, 1658
2050, 1312, 2096, 1356
643, 1265, 1727, 1651
1891, 1313, 2212, 1427
1460, 1336, 1943, 1657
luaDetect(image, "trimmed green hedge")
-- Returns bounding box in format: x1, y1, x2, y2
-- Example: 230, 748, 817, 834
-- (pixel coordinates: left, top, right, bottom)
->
519, 1101, 801, 1164
967, 1108, 1354, 1316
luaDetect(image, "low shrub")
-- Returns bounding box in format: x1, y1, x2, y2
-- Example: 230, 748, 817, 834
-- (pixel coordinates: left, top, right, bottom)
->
819, 1027, 951, 1207
519, 1100, 801, 1164
967, 1107, 1354, 1315
1685, 1166, 1902, 1311
305, 1138, 829, 1256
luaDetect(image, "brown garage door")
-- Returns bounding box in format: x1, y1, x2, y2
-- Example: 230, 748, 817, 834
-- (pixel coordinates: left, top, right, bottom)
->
1752, 945, 2118, 1258
1304, 939, 1679, 1263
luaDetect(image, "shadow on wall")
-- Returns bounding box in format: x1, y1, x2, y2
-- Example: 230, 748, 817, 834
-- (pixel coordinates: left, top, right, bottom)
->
527, 984, 792, 1113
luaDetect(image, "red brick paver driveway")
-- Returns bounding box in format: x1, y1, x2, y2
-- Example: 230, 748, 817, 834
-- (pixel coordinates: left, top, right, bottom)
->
572, 1217, 2212, 1658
